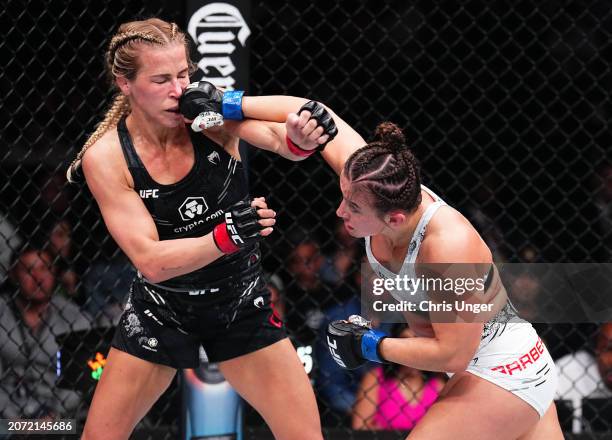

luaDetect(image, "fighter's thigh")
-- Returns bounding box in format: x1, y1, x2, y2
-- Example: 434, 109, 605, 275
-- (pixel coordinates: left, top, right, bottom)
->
219, 338, 322, 440
406, 371, 540, 440
518, 403, 563, 440
82, 348, 177, 440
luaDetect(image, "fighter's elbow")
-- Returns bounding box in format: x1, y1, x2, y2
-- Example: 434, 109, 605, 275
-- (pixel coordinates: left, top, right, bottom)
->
133, 256, 166, 284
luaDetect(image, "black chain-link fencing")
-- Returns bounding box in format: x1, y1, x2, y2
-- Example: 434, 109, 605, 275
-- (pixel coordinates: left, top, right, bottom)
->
1, 1, 611, 438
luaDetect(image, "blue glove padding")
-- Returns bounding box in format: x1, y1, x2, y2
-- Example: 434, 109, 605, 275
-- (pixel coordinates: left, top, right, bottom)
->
222, 90, 245, 120
180, 81, 244, 123
361, 329, 387, 363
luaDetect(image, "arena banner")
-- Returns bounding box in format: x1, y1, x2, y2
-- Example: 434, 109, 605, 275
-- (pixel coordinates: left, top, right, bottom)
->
185, 0, 251, 90
185, 0, 252, 180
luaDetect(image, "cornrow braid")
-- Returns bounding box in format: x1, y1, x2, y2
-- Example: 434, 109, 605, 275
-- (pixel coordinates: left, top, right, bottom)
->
66, 94, 130, 182
344, 122, 422, 215
106, 31, 164, 74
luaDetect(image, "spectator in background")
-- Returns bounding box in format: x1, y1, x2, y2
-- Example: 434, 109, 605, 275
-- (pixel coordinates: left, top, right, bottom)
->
284, 238, 329, 344
0, 248, 91, 418
320, 218, 362, 287
555, 323, 612, 433
352, 324, 445, 430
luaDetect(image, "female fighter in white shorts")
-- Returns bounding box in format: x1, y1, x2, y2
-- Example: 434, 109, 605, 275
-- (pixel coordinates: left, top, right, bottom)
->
286, 106, 564, 439
162, 88, 565, 439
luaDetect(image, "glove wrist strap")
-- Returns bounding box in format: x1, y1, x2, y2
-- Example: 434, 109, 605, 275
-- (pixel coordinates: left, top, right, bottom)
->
361, 329, 387, 363
222, 90, 245, 120
286, 135, 317, 157
213, 223, 240, 254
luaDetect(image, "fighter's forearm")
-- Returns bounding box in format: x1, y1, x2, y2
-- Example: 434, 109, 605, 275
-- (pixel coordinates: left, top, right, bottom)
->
379, 336, 471, 373
242, 95, 367, 175
241, 96, 310, 122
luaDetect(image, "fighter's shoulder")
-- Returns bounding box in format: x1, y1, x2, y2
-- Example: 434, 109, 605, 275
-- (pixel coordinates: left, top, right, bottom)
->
82, 128, 122, 163
81, 128, 127, 180
419, 207, 491, 263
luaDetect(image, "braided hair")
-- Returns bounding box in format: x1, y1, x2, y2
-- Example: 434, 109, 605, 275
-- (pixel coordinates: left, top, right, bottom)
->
66, 18, 194, 182
344, 122, 422, 215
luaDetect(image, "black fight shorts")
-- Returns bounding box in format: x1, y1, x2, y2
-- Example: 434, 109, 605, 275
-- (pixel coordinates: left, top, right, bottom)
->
111, 275, 286, 368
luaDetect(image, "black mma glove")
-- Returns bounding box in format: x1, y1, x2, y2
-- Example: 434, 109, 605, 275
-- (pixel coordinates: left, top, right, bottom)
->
213, 200, 266, 254
180, 81, 245, 132
326, 315, 388, 369
296, 101, 338, 152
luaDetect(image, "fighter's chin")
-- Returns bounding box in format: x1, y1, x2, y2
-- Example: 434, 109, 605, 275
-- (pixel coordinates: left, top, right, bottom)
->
161, 111, 185, 127
344, 224, 364, 238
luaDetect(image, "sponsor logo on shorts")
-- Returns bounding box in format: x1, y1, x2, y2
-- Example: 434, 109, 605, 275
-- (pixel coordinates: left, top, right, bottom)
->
490, 337, 545, 375
179, 197, 209, 221
254, 296, 264, 308
138, 336, 159, 352
207, 151, 220, 165
188, 287, 220, 296
124, 313, 143, 337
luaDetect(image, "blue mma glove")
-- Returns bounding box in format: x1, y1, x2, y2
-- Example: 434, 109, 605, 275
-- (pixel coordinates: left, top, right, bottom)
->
180, 81, 245, 132
326, 315, 387, 369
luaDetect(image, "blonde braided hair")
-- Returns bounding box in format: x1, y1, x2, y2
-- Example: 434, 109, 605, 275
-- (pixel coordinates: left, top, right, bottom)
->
66, 18, 192, 183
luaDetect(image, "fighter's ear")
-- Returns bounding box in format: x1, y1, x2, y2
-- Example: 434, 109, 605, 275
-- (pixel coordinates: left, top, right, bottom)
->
386, 211, 408, 228
116, 76, 130, 96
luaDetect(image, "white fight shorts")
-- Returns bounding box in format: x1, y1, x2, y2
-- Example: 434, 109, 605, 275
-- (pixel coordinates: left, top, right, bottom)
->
450, 323, 557, 417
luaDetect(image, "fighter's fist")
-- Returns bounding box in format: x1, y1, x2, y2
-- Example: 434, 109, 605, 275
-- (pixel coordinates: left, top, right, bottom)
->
326, 315, 387, 369
180, 81, 245, 132
212, 198, 275, 254
286, 101, 338, 153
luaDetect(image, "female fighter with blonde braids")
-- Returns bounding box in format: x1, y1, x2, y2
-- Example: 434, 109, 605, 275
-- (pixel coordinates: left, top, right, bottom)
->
68, 18, 339, 440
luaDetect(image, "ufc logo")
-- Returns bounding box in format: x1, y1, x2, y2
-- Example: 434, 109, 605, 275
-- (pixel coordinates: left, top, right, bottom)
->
226, 224, 244, 244
139, 189, 159, 199
225, 214, 244, 244
326, 336, 346, 368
